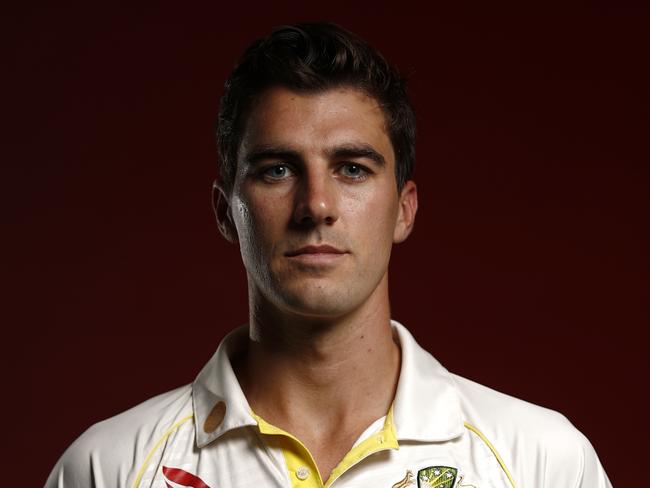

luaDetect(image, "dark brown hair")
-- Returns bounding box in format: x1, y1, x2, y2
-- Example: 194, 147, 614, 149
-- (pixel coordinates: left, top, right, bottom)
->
216, 22, 416, 193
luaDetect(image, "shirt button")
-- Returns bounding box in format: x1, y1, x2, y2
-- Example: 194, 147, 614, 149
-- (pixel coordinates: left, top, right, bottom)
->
295, 466, 310, 480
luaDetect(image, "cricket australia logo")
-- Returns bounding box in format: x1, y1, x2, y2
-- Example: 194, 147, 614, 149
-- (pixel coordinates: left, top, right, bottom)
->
417, 466, 458, 488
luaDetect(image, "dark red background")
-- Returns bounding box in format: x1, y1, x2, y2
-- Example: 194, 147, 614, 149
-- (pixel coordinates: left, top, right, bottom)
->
6, 4, 648, 486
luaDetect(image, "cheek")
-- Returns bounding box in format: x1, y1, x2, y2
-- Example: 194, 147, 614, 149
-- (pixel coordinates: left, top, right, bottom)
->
232, 192, 285, 256
345, 191, 399, 257
353, 186, 399, 231
231, 197, 253, 241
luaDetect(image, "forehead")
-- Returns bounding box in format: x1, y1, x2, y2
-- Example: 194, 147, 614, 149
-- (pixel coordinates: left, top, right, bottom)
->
239, 86, 394, 162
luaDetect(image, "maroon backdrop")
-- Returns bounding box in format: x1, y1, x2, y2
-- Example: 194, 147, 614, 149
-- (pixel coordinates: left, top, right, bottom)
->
6, 4, 648, 486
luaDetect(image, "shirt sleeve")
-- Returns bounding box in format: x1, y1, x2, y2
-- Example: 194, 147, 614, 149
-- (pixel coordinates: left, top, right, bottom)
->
540, 420, 613, 488
573, 434, 613, 488
45, 441, 98, 488
44, 422, 126, 488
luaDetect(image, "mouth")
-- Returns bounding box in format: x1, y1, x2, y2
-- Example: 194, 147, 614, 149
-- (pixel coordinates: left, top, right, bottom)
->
285, 245, 346, 257
284, 245, 348, 265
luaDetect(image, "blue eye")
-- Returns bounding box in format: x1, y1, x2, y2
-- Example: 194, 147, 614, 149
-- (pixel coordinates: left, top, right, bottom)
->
340, 164, 367, 179
263, 165, 293, 180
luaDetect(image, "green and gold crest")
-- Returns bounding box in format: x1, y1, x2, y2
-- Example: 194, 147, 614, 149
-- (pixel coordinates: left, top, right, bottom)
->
417, 466, 458, 488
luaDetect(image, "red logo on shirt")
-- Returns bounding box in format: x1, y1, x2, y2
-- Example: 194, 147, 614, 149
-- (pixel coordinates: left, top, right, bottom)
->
162, 466, 212, 488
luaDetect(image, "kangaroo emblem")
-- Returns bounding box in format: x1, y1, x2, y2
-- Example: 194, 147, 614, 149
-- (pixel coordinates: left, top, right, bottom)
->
392, 470, 415, 488
457, 474, 477, 488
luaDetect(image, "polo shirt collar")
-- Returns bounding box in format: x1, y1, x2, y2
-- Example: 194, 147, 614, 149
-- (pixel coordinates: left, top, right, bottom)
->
192, 321, 465, 448
192, 325, 257, 448
391, 320, 465, 442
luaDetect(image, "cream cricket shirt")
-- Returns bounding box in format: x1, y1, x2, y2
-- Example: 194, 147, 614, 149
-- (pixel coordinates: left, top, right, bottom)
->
46, 321, 612, 488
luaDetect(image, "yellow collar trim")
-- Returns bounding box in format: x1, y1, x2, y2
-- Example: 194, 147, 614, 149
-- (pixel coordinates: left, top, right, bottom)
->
251, 406, 399, 488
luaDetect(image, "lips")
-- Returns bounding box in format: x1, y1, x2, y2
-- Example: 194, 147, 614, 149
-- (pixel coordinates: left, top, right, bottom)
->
284, 245, 349, 267
285, 245, 347, 257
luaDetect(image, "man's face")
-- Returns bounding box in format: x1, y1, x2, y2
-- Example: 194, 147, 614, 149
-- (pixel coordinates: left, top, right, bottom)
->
218, 86, 417, 319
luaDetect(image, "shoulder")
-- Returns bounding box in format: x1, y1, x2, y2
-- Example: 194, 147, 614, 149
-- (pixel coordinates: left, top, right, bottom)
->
453, 373, 575, 438
452, 374, 611, 487
45, 384, 194, 488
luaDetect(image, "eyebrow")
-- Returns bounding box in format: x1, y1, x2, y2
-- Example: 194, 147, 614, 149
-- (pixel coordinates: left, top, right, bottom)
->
243, 145, 301, 166
243, 143, 386, 167
327, 143, 386, 167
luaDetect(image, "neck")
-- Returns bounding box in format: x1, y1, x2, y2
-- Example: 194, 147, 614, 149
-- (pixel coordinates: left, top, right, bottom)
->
235, 274, 401, 437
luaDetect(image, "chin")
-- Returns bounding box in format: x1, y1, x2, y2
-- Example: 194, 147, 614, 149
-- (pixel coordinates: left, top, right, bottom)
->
277, 285, 361, 319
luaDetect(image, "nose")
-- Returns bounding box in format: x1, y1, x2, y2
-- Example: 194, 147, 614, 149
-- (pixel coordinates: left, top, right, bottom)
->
292, 168, 339, 226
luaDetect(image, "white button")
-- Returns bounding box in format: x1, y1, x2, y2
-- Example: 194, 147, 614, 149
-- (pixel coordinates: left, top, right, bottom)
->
295, 466, 310, 480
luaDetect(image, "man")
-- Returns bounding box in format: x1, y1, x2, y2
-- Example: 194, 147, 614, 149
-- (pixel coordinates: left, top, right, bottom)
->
46, 22, 612, 488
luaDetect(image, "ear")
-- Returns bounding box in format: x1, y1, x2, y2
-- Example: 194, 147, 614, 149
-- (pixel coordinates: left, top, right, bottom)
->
212, 180, 238, 243
393, 180, 418, 244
